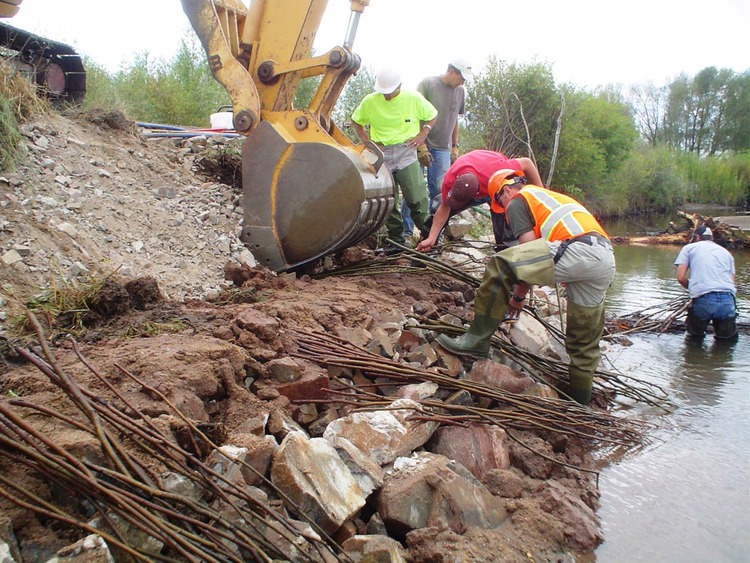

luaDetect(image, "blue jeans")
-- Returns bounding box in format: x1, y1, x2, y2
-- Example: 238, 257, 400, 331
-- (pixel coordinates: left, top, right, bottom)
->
402, 147, 450, 235
687, 291, 737, 339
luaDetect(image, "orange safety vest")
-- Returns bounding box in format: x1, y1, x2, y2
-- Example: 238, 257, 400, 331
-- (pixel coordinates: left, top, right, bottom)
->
515, 186, 609, 242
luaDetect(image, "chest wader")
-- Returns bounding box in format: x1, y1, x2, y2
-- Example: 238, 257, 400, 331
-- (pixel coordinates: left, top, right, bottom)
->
438, 238, 605, 405
436, 239, 554, 358
565, 301, 606, 405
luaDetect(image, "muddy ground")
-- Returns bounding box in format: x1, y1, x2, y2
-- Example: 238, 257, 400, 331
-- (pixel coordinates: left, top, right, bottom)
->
0, 110, 619, 562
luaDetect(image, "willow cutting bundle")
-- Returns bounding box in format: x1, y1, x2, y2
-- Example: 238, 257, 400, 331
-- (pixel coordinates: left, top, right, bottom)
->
313, 239, 486, 285
315, 243, 671, 407
415, 317, 671, 409
293, 330, 648, 448
609, 295, 690, 335
0, 314, 347, 563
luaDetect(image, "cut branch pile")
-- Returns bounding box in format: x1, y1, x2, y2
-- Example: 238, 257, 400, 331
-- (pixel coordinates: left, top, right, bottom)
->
608, 295, 748, 337
314, 240, 484, 285
608, 296, 690, 335
411, 318, 671, 409
618, 211, 750, 249
0, 314, 346, 563
293, 331, 650, 449
315, 246, 672, 409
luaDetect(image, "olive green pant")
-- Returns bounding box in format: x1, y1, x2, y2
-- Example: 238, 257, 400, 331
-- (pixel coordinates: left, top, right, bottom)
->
386, 161, 428, 244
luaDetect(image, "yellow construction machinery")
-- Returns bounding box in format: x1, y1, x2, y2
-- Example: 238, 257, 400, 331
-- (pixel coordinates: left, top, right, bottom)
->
181, 0, 394, 272
0, 0, 86, 104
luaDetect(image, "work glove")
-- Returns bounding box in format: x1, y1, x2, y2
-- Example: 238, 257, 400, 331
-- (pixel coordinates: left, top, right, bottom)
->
417, 144, 433, 168
450, 145, 459, 163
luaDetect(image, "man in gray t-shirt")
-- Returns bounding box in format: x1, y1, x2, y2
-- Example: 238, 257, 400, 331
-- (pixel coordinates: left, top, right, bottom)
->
402, 59, 471, 236
674, 225, 737, 339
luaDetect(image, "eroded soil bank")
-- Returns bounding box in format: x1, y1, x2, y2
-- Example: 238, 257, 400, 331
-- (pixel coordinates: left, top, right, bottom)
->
0, 111, 640, 562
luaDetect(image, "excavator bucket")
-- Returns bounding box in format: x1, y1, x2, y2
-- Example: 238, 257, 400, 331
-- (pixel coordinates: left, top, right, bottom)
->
241, 121, 393, 271
181, 0, 395, 271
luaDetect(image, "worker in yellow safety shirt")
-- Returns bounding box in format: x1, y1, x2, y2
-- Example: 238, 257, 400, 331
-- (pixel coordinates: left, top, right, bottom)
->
436, 169, 616, 405
351, 68, 437, 250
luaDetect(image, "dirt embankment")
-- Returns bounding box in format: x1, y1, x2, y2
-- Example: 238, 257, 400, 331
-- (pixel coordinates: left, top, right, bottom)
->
0, 111, 613, 562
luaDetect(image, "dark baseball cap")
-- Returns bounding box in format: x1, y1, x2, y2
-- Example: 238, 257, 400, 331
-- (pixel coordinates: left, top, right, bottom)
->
694, 225, 713, 239
446, 173, 479, 210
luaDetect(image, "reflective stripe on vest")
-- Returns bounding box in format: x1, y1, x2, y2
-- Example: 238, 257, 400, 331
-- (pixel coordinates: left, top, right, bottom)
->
518, 186, 607, 242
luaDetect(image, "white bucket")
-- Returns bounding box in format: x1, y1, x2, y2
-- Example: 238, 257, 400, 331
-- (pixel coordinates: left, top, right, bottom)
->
210, 112, 234, 130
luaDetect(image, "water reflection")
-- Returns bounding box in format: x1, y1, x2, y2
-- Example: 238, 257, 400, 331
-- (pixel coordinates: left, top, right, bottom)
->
607, 245, 686, 314
675, 336, 738, 407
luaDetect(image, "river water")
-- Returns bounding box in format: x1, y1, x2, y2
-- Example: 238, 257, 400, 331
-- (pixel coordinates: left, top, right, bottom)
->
592, 215, 750, 562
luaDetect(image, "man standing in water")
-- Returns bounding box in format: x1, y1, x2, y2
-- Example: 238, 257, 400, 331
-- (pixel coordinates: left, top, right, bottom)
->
675, 225, 738, 340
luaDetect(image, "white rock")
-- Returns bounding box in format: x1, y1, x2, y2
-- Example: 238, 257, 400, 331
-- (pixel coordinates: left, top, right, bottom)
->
1, 250, 23, 266
56, 222, 78, 237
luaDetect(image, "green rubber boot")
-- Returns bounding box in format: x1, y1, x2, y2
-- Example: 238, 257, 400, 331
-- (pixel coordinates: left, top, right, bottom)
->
565, 301, 606, 405
436, 314, 502, 358
567, 367, 593, 405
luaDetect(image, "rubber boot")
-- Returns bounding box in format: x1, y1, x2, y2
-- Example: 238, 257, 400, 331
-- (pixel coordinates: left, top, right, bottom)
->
567, 368, 593, 405
436, 313, 503, 358
564, 301, 606, 405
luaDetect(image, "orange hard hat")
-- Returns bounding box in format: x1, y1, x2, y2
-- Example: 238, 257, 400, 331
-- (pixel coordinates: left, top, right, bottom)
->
488, 169, 525, 213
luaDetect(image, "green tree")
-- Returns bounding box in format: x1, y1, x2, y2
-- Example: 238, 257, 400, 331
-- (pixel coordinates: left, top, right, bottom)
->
613, 146, 687, 214
718, 70, 750, 154
81, 58, 120, 111
293, 76, 322, 109
659, 67, 749, 156
466, 57, 561, 175
466, 60, 638, 209
551, 89, 636, 207
85, 35, 229, 126
331, 65, 375, 143
629, 81, 667, 146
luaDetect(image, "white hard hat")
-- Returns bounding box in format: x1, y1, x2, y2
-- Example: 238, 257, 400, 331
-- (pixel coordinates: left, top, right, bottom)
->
450, 58, 473, 80
375, 68, 402, 94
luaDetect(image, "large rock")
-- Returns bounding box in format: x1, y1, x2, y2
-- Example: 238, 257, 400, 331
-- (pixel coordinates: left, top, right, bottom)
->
323, 399, 439, 466
328, 436, 384, 497
427, 423, 511, 481
509, 313, 549, 355
376, 452, 507, 535
341, 535, 407, 563
445, 217, 472, 239
234, 308, 280, 340
206, 445, 249, 492
0, 516, 20, 563
393, 382, 439, 401
267, 408, 306, 441
271, 432, 367, 534
49, 534, 114, 562
255, 361, 329, 402
220, 434, 277, 486
540, 481, 602, 550
466, 359, 535, 394
263, 357, 302, 382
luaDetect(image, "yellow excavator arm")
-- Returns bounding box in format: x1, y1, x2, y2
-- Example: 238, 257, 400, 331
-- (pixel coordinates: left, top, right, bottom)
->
181, 0, 394, 271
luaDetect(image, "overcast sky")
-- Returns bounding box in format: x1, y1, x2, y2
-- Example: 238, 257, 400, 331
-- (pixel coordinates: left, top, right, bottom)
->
10, 0, 750, 91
